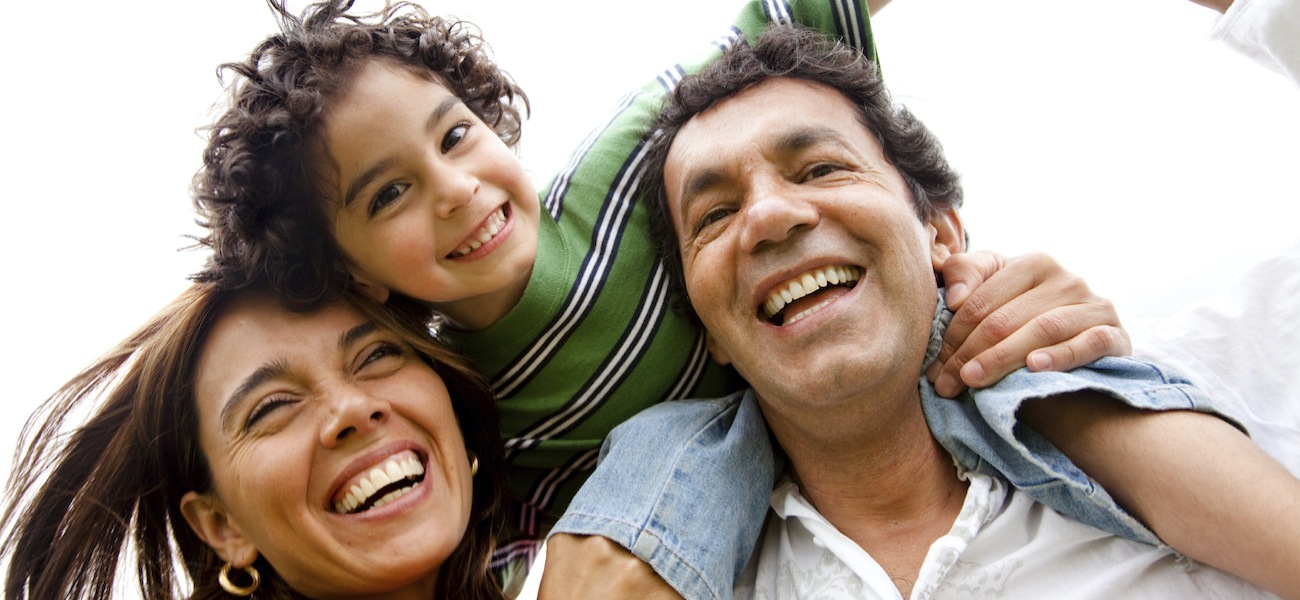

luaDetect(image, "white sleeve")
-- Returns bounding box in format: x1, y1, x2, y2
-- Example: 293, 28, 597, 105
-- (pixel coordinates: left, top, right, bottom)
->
1210, 0, 1300, 85
1130, 238, 1300, 476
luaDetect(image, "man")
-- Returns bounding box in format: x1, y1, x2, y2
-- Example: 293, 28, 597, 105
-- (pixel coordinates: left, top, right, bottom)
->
557, 25, 1295, 599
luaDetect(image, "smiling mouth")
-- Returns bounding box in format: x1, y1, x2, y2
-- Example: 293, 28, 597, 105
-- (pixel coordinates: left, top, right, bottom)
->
333, 451, 426, 515
448, 204, 509, 258
761, 265, 862, 326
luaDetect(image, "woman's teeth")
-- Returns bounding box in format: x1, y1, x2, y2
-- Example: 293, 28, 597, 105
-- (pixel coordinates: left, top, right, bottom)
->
334, 452, 425, 515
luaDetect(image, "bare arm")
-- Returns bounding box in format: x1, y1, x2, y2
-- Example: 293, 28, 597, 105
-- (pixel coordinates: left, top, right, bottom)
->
1021, 394, 1300, 599
538, 534, 682, 600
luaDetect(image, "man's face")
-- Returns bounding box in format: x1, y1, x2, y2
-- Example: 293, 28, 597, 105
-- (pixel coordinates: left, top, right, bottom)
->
663, 78, 962, 411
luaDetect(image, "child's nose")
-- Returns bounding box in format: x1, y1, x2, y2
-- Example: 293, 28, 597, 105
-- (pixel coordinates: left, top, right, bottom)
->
432, 170, 479, 218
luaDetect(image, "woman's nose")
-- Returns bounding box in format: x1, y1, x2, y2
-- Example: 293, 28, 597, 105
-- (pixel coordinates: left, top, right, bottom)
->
320, 388, 390, 448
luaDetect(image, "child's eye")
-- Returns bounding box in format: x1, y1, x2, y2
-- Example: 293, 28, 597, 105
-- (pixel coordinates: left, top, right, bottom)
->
368, 182, 410, 217
245, 395, 299, 430
441, 123, 470, 153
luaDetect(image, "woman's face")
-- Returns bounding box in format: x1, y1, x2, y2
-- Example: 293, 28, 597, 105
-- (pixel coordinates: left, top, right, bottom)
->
182, 294, 474, 599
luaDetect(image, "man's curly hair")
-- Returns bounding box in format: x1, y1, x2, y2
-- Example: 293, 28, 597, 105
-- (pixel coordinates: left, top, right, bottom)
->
192, 0, 528, 309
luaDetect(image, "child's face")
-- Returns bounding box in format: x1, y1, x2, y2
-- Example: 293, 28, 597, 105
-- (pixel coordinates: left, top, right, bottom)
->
324, 60, 540, 330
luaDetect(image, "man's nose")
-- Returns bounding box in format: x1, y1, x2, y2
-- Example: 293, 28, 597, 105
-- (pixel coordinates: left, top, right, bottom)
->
738, 183, 820, 252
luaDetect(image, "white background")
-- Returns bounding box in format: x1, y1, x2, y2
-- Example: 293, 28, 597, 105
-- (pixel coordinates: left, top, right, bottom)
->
1, 0, 1296, 488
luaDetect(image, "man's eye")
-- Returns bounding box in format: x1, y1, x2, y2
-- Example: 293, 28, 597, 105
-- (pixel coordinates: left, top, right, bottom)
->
369, 183, 410, 217
804, 163, 843, 181
441, 123, 470, 153
695, 207, 734, 234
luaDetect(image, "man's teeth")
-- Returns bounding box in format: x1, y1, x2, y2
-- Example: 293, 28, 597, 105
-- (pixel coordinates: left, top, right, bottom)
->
334, 453, 425, 515
762, 266, 862, 322
450, 207, 506, 257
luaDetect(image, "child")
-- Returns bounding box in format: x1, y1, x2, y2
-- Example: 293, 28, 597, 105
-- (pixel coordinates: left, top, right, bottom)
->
192, 0, 1294, 596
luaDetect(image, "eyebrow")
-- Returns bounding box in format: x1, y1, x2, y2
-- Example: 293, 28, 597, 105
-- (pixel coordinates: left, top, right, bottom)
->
341, 95, 467, 209
218, 320, 380, 431
220, 360, 291, 432
339, 321, 380, 351
675, 125, 843, 222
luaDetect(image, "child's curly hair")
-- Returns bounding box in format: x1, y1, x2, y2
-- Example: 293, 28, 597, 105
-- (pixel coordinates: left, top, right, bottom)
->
192, 0, 528, 310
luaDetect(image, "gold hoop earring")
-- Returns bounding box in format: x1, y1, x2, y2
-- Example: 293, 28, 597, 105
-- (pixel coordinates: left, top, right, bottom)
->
219, 562, 260, 597
469, 451, 479, 477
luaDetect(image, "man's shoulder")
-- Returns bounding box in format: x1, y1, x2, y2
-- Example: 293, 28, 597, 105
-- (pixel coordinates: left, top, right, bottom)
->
614, 389, 754, 432
603, 389, 767, 458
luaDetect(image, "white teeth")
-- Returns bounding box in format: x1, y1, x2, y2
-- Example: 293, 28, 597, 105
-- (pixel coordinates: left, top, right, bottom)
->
333, 452, 426, 514
762, 266, 862, 321
785, 297, 837, 326
801, 274, 817, 293
451, 207, 507, 257
371, 486, 411, 510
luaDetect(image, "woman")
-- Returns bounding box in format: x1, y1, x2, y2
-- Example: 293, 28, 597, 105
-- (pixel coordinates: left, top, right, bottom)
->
0, 280, 505, 599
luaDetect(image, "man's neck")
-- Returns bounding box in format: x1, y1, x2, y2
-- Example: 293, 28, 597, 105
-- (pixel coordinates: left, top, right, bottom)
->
765, 388, 969, 597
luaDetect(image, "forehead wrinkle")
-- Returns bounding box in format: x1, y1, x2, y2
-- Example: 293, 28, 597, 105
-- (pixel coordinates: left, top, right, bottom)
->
773, 125, 845, 156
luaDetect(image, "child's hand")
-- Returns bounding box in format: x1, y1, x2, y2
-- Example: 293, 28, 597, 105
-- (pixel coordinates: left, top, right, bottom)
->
927, 251, 1130, 397
537, 534, 682, 599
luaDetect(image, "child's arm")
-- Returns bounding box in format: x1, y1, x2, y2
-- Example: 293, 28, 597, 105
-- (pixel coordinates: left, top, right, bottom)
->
930, 251, 1130, 397
1020, 394, 1300, 599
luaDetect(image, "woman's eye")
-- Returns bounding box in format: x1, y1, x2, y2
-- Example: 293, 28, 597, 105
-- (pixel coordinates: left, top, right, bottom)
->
441, 123, 470, 153
245, 396, 298, 429
360, 342, 405, 370
369, 183, 410, 217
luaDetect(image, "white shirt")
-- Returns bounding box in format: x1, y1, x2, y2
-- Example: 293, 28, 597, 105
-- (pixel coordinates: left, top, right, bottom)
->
736, 466, 1273, 600
1211, 0, 1300, 84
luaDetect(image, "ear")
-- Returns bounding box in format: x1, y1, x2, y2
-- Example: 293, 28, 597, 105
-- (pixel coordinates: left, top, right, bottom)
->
926, 207, 966, 272
703, 330, 733, 366
349, 271, 391, 303
180, 491, 260, 568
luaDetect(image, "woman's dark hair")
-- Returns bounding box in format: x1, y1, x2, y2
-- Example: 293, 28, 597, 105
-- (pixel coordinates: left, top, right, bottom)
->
639, 24, 963, 318
1, 279, 505, 599
193, 0, 528, 311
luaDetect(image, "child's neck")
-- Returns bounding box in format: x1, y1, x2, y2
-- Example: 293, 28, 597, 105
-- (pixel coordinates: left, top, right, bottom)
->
434, 265, 533, 331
